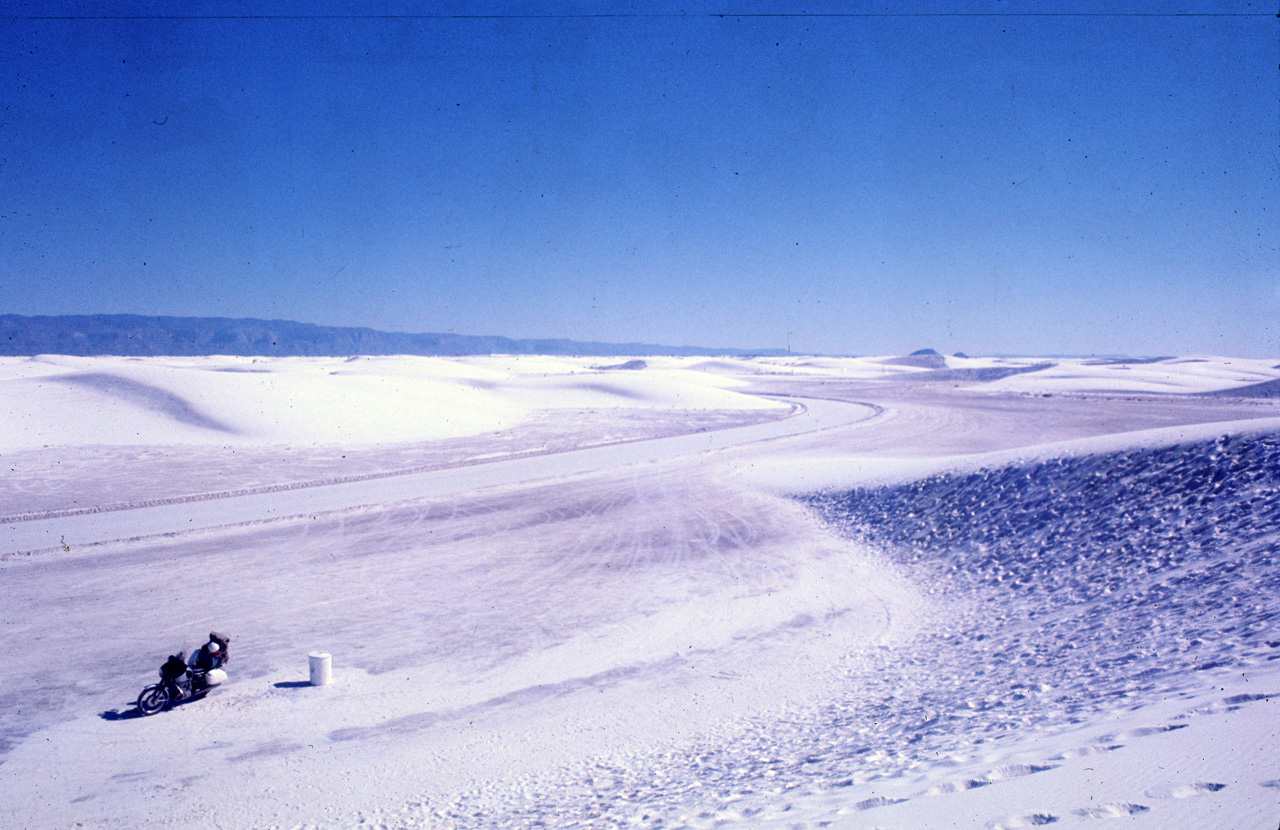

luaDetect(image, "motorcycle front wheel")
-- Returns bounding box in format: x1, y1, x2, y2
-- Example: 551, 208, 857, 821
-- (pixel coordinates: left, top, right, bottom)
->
136, 684, 170, 716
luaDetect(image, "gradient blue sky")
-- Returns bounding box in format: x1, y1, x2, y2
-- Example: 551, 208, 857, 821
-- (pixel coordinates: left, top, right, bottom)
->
2, 2, 1276, 356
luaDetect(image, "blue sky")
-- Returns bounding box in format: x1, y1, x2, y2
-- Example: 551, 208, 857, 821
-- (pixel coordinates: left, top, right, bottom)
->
2, 2, 1276, 356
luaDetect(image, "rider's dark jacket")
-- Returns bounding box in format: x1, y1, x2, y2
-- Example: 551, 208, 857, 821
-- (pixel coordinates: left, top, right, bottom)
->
191, 643, 226, 671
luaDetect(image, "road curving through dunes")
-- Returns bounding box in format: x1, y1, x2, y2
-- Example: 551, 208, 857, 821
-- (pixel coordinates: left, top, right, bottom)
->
1, 396, 878, 558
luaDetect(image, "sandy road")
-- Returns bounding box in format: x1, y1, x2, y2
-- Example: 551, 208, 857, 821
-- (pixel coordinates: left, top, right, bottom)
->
8, 383, 1277, 558
1, 396, 875, 557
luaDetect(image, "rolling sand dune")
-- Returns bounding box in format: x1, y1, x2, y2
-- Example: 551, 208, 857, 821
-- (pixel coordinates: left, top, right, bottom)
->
0, 355, 786, 451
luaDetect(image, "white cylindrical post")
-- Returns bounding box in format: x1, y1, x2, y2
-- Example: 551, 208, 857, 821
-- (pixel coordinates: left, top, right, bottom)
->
309, 651, 332, 686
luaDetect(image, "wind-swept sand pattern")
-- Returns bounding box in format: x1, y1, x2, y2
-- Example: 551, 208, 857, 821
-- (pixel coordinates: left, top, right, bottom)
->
1, 354, 1278, 829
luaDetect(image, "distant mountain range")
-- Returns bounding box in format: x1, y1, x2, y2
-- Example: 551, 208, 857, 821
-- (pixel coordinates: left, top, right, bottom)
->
0, 314, 790, 358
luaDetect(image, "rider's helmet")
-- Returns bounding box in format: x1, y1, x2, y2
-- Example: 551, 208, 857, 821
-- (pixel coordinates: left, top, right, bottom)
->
207, 641, 220, 654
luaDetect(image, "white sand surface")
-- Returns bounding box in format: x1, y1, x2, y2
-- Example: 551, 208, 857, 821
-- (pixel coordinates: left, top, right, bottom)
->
2, 354, 1278, 829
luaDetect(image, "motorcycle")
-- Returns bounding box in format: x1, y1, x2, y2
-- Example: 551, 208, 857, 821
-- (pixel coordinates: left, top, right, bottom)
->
135, 652, 228, 716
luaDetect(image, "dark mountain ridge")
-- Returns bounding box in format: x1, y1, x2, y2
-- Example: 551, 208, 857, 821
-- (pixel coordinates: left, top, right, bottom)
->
0, 314, 790, 358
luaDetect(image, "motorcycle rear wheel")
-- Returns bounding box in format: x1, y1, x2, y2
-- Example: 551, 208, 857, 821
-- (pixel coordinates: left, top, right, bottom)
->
136, 684, 170, 716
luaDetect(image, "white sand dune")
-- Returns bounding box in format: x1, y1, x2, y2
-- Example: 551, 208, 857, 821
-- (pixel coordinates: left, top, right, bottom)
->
1, 354, 1278, 829
0, 355, 784, 451
980, 354, 1280, 396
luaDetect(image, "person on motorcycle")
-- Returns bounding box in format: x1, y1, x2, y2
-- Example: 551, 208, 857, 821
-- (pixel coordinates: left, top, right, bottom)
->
187, 632, 230, 692
137, 632, 232, 715
188, 632, 229, 686
191, 640, 224, 672
190, 631, 230, 671
209, 631, 230, 663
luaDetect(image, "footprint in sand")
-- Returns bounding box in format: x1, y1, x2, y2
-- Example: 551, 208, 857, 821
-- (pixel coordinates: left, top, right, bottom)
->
1051, 744, 1121, 760
1100, 724, 1187, 742
1188, 692, 1272, 716
929, 763, 1056, 796
987, 813, 1059, 828
854, 795, 907, 811
926, 778, 991, 795
1072, 802, 1150, 819
986, 764, 1056, 781
1144, 781, 1225, 799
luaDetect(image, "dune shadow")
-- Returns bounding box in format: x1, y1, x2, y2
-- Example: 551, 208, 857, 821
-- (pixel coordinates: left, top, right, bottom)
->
55, 372, 240, 434
1202, 377, 1280, 399
273, 680, 313, 689
595, 359, 648, 371
568, 381, 648, 400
